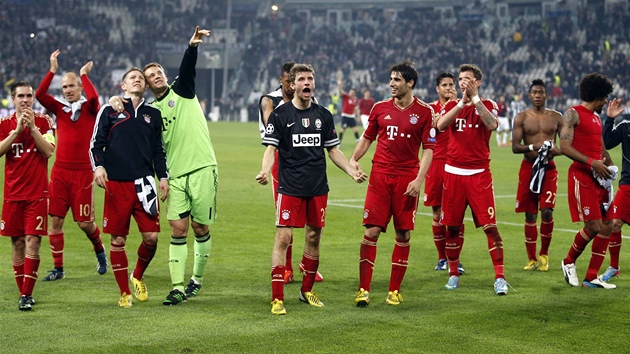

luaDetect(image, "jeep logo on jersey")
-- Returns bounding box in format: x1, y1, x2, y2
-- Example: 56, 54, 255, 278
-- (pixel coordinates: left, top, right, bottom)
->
302, 118, 310, 128
292, 134, 321, 147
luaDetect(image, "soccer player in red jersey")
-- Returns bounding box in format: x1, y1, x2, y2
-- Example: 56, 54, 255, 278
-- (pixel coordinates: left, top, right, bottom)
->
256, 64, 366, 315
90, 68, 169, 307
337, 79, 360, 144
511, 79, 563, 272
559, 73, 623, 289
601, 96, 630, 282
0, 81, 55, 311
436, 63, 509, 295
350, 60, 435, 306
258, 61, 323, 284
425, 72, 465, 275
358, 90, 375, 130
35, 50, 107, 281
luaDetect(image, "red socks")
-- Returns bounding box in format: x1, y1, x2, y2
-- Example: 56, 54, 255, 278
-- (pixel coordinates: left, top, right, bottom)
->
358, 235, 378, 291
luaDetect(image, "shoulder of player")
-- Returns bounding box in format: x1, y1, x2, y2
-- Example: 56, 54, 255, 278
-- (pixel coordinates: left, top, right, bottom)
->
545, 108, 563, 118
0, 114, 14, 123
372, 98, 393, 109
34, 112, 55, 127
140, 102, 162, 115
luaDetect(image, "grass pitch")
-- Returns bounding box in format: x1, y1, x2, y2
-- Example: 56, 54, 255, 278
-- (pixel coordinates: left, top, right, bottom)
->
0, 121, 628, 353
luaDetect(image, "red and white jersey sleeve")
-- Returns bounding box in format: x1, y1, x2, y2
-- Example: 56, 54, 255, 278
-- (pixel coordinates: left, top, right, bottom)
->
444, 98, 498, 170
364, 97, 436, 176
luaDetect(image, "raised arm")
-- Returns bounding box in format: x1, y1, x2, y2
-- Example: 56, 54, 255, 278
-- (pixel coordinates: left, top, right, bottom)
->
35, 50, 63, 112
80, 61, 101, 116
173, 26, 211, 99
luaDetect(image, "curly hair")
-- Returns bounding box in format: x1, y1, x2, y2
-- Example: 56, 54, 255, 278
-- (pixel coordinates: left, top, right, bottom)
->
579, 73, 613, 102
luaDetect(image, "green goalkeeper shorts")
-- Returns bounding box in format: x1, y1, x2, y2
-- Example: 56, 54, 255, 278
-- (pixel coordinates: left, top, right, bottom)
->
167, 165, 218, 225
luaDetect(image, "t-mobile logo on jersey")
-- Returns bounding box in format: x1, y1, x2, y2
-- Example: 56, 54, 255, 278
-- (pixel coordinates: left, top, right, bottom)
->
11, 143, 24, 158
386, 126, 398, 140
455, 118, 467, 131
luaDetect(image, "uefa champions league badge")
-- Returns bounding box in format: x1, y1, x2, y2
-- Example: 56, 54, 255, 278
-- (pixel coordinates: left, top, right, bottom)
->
168, 100, 175, 108
266, 124, 275, 135
409, 114, 419, 125
281, 210, 290, 220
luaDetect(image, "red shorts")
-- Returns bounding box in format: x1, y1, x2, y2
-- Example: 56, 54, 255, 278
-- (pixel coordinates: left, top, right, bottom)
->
567, 164, 611, 222
1, 198, 48, 236
49, 166, 95, 222
441, 170, 497, 228
423, 159, 445, 207
276, 193, 327, 228
515, 160, 558, 213
103, 180, 160, 235
363, 172, 418, 232
610, 184, 630, 223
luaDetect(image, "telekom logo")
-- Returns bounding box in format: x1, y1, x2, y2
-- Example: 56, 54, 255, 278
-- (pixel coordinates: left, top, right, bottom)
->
11, 143, 24, 158
386, 126, 398, 140
455, 118, 467, 131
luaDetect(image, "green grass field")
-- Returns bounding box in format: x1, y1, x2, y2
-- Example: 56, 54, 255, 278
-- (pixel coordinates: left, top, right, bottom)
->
0, 121, 628, 353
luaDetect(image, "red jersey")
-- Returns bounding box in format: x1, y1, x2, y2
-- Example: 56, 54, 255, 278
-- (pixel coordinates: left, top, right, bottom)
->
35, 71, 100, 170
571, 104, 603, 171
341, 93, 358, 116
429, 100, 453, 161
497, 101, 507, 117
444, 99, 498, 170
358, 98, 375, 115
0, 112, 54, 200
363, 97, 436, 176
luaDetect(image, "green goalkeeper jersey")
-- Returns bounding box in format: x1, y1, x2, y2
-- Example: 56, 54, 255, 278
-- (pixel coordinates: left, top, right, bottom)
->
151, 45, 217, 178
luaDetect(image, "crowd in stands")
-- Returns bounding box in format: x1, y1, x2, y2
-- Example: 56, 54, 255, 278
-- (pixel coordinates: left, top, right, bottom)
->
2, 0, 630, 118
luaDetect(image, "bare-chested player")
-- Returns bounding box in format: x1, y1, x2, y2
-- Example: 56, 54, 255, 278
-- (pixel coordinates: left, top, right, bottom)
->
511, 79, 563, 272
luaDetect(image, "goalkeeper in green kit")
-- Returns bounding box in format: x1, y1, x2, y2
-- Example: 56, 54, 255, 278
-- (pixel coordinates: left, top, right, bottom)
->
110, 26, 218, 305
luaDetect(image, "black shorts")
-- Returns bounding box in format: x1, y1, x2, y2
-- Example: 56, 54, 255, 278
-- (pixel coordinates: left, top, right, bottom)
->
341, 115, 357, 128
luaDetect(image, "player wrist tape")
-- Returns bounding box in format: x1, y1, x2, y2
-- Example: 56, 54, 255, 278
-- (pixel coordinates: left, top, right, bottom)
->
528, 144, 534, 151
456, 100, 465, 109
471, 95, 480, 104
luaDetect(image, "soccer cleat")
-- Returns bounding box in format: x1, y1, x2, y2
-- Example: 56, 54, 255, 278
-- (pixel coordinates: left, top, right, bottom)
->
538, 255, 549, 272
118, 293, 133, 308
96, 251, 108, 275
130, 275, 148, 302
458, 262, 466, 275
355, 288, 370, 307
283, 269, 294, 284
582, 277, 617, 289
271, 298, 286, 315
561, 260, 579, 287
299, 291, 324, 307
26, 296, 35, 306
43, 269, 65, 281
385, 290, 403, 306
298, 264, 324, 282
445, 275, 460, 290
600, 266, 620, 282
435, 259, 447, 271
184, 278, 202, 298
494, 278, 508, 295
18, 295, 32, 311
523, 259, 539, 271
163, 289, 188, 306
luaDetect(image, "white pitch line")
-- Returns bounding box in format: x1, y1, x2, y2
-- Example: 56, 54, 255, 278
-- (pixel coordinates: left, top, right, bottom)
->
328, 199, 630, 239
